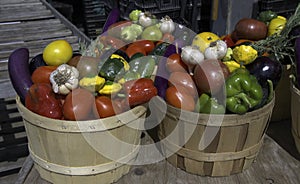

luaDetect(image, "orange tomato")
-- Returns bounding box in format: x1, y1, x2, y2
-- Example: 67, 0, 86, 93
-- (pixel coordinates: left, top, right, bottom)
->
165, 85, 195, 111
165, 53, 188, 73
168, 71, 197, 97
134, 40, 155, 54
31, 65, 57, 84
234, 39, 254, 46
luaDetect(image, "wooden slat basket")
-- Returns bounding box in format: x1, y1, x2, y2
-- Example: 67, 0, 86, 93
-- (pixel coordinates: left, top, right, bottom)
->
290, 84, 300, 153
16, 96, 147, 184
152, 96, 275, 176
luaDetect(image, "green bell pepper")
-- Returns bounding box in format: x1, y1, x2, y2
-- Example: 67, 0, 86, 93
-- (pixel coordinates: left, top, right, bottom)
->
195, 93, 225, 114
258, 10, 277, 24
129, 55, 156, 78
225, 69, 263, 114
118, 70, 140, 84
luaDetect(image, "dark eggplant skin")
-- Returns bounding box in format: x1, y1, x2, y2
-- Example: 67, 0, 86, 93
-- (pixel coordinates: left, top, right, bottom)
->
246, 56, 283, 89
154, 39, 185, 99
246, 56, 282, 108
295, 38, 300, 87
29, 53, 46, 74
8, 48, 33, 104
102, 7, 120, 35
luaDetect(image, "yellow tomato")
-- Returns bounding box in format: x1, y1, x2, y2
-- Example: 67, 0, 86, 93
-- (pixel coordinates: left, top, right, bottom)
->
192, 32, 220, 53
43, 40, 73, 66
268, 16, 286, 36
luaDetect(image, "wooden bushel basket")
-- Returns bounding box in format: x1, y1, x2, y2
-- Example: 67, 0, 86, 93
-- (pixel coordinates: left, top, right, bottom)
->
290, 84, 300, 153
153, 96, 275, 176
16, 96, 147, 184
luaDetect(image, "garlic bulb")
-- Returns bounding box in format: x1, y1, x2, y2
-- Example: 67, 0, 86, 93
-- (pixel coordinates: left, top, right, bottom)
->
160, 15, 175, 34
50, 64, 79, 95
181, 46, 205, 75
204, 40, 228, 60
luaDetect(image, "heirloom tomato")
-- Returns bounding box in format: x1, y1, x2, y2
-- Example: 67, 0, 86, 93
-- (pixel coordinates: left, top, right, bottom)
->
93, 96, 116, 118
43, 40, 73, 66
63, 88, 94, 121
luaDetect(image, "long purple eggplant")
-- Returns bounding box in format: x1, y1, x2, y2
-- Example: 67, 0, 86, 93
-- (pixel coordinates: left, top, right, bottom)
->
102, 7, 120, 35
8, 48, 33, 103
296, 37, 300, 87
154, 39, 185, 99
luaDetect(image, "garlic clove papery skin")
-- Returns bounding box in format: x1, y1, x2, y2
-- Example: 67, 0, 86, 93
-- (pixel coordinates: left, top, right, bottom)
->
204, 40, 228, 60
181, 46, 204, 75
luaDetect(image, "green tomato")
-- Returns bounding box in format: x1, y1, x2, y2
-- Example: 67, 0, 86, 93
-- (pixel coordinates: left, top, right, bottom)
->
43, 40, 73, 66
141, 25, 163, 41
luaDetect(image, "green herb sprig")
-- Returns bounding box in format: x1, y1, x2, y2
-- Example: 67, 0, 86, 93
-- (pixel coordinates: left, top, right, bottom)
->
251, 3, 300, 65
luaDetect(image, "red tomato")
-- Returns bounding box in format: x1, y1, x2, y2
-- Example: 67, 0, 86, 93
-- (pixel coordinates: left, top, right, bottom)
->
168, 71, 198, 97
63, 88, 95, 120
93, 96, 116, 118
112, 98, 127, 114
165, 85, 195, 111
221, 34, 235, 47
25, 83, 63, 119
126, 44, 147, 58
162, 33, 175, 43
169, 72, 198, 97
31, 65, 57, 84
134, 40, 155, 54
166, 53, 188, 73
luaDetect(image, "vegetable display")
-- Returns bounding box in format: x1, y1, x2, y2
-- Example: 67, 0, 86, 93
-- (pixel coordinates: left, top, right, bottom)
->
8, 6, 300, 120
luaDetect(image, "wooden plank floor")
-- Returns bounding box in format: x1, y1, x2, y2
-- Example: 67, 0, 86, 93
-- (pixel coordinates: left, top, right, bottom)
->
0, 0, 89, 178
13, 133, 300, 184
0, 0, 89, 99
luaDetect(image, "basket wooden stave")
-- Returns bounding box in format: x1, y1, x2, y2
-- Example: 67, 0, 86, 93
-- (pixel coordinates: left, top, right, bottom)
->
152, 96, 275, 176
290, 84, 300, 153
16, 96, 147, 184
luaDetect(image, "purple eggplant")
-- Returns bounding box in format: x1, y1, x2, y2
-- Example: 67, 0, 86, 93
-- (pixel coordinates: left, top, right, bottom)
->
295, 38, 300, 87
29, 53, 46, 74
102, 7, 120, 35
246, 56, 282, 107
246, 56, 283, 89
8, 48, 33, 103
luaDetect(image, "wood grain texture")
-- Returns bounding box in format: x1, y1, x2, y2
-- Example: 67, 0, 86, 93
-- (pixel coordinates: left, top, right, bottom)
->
0, 0, 88, 99
20, 134, 300, 184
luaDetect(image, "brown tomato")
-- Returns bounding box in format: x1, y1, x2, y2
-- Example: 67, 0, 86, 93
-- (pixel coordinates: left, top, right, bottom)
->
165, 85, 195, 111
63, 88, 95, 120
193, 59, 230, 95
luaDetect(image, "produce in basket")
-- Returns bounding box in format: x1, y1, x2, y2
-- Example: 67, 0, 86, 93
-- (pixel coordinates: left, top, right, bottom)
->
154, 6, 300, 115
10, 9, 184, 120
